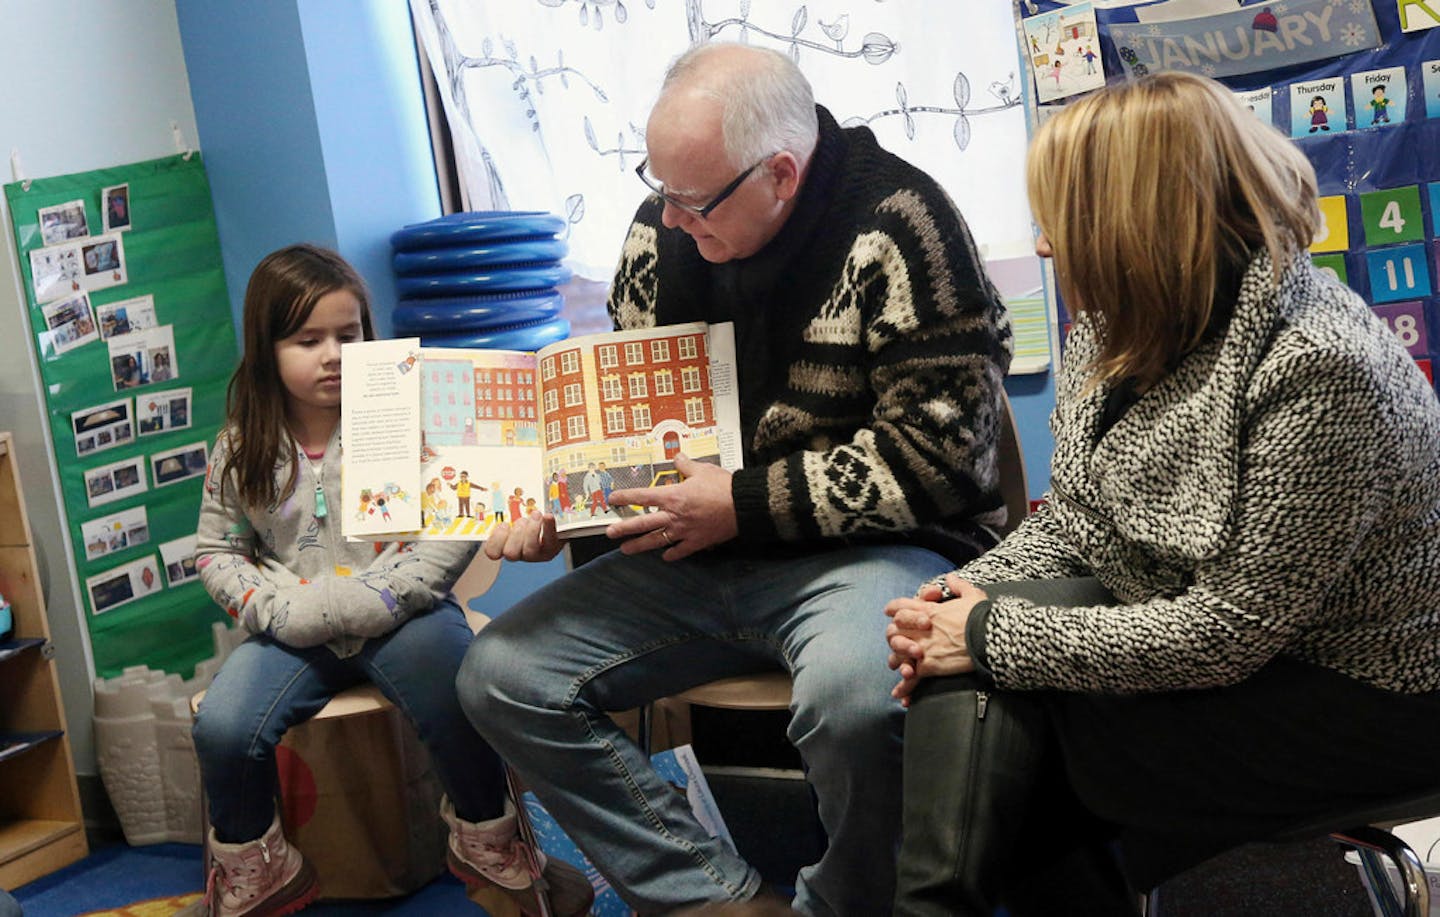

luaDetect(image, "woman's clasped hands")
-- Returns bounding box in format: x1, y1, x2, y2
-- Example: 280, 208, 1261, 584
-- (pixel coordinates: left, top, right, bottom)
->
885, 574, 989, 705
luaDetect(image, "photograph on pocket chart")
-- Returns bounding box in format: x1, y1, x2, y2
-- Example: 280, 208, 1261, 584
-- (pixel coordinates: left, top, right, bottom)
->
37, 198, 90, 245
81, 506, 150, 561
71, 397, 134, 457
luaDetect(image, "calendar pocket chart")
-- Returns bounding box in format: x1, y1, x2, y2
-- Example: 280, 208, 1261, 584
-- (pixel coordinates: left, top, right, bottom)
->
1015, 1, 1440, 394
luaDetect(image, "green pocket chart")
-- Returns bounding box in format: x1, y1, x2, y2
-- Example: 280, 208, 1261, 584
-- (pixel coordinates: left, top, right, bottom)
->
5, 153, 237, 678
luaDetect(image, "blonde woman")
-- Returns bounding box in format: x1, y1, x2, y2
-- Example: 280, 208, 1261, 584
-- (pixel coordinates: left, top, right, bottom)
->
887, 72, 1440, 915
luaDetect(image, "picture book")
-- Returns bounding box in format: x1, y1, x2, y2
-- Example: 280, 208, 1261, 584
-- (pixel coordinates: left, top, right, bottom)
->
340, 321, 740, 541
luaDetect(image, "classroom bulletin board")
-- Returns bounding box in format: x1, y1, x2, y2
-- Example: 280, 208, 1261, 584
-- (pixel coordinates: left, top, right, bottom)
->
4, 154, 236, 678
1014, 0, 1440, 389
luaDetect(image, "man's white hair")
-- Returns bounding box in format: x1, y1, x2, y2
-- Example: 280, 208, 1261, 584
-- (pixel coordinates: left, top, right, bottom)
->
660, 43, 819, 170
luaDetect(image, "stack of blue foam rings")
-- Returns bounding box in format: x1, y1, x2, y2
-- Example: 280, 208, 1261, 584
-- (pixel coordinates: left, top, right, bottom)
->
390, 211, 573, 350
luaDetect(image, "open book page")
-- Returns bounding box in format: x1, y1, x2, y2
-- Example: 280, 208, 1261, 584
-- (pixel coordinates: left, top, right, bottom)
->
339, 338, 424, 537
342, 338, 544, 541
532, 321, 741, 537
415, 347, 544, 539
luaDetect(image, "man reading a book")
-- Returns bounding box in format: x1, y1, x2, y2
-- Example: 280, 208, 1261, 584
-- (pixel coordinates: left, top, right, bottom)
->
460, 41, 1012, 915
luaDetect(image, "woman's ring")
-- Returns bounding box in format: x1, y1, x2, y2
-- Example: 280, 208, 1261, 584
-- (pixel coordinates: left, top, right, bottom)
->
659, 528, 672, 545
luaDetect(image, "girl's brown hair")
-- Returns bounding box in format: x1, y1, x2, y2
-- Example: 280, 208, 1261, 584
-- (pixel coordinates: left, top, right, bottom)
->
223, 244, 374, 509
1026, 71, 1321, 390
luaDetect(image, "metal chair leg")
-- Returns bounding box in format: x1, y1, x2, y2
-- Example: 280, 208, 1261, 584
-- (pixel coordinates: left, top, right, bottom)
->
506, 767, 555, 917
638, 703, 654, 756
1334, 825, 1429, 917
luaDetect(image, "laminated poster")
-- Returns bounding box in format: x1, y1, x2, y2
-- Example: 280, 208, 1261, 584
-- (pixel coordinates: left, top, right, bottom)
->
135, 386, 192, 436
107, 325, 177, 392
159, 534, 200, 588
40, 291, 99, 356
71, 397, 134, 457
96, 293, 157, 340
81, 506, 150, 562
83, 453, 147, 509
86, 554, 162, 616
1023, 1, 1107, 103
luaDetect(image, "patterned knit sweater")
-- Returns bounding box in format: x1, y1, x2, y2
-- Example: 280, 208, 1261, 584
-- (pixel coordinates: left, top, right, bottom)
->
956, 253, 1440, 694
195, 425, 476, 658
607, 106, 1013, 553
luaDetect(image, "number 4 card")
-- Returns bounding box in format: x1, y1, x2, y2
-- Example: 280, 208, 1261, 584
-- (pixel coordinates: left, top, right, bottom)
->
1361, 186, 1424, 245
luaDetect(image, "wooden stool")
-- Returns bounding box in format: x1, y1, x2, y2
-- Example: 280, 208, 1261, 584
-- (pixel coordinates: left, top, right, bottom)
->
189, 555, 558, 914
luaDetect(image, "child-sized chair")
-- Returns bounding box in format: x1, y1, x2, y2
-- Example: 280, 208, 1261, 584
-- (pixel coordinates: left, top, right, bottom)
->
636, 388, 1032, 757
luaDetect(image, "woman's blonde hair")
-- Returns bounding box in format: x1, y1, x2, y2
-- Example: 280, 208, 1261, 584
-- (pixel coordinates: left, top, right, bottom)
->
1026, 71, 1320, 388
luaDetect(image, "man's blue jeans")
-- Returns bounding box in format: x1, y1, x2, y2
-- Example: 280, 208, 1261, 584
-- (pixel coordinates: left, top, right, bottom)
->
460, 544, 952, 916
193, 599, 503, 842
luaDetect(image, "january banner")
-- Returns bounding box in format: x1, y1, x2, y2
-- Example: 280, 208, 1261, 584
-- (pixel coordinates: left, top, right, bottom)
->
1104, 0, 1381, 81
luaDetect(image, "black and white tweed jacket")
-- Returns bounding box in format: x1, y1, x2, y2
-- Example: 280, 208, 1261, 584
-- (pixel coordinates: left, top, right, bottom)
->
957, 253, 1440, 695
606, 106, 1013, 554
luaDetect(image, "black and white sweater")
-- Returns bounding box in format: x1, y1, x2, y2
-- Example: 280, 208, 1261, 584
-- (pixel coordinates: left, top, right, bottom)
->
958, 253, 1440, 695
607, 106, 1013, 553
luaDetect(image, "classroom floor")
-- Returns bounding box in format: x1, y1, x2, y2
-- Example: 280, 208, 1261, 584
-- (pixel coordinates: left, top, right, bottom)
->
15, 704, 1385, 915
10, 841, 477, 916
7, 831, 1383, 916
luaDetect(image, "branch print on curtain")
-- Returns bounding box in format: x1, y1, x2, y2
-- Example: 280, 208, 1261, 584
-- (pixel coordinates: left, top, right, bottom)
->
411, 0, 1033, 280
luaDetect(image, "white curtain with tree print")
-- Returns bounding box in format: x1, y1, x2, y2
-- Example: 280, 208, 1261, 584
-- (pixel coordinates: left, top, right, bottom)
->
411, 0, 1033, 281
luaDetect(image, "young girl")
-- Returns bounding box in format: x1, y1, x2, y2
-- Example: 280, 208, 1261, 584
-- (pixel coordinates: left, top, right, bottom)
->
186, 245, 590, 917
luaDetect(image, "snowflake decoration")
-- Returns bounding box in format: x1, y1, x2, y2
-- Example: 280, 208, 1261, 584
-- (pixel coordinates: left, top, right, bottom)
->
1273, 2, 1288, 12
1148, 24, 1162, 35
1349, 0, 1366, 11
1201, 64, 1216, 76
1339, 22, 1367, 46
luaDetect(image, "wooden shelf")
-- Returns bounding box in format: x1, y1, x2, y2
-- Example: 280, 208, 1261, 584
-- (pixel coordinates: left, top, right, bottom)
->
0, 818, 81, 863
0, 638, 44, 664
0, 818, 86, 889
0, 731, 62, 764
0, 432, 87, 887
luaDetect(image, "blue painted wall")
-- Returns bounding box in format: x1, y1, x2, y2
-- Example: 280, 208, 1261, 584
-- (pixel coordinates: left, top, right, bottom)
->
297, 2, 442, 340
174, 1, 334, 331
174, 0, 441, 340
1004, 371, 1055, 503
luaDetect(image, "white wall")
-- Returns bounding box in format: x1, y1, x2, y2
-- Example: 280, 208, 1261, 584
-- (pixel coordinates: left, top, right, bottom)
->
0, 0, 199, 775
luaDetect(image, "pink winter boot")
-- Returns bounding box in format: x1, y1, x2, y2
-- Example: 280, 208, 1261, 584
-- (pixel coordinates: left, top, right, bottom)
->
178, 813, 318, 916
441, 795, 594, 917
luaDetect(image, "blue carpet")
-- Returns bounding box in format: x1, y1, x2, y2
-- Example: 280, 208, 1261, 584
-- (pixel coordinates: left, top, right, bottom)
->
14, 843, 199, 916
12, 842, 478, 916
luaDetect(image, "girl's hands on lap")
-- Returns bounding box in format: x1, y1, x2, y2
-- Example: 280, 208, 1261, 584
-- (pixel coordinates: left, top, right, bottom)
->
885, 574, 987, 706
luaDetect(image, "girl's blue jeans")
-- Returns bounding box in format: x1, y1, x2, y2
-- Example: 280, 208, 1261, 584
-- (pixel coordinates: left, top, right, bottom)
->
193, 598, 502, 843
459, 543, 952, 917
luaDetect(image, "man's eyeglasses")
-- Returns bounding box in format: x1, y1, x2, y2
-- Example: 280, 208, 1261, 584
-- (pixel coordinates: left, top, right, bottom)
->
634, 154, 773, 220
